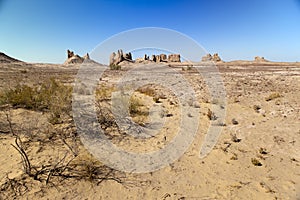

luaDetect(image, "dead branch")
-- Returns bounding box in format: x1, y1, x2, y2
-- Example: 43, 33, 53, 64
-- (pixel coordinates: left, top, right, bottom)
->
6, 112, 32, 176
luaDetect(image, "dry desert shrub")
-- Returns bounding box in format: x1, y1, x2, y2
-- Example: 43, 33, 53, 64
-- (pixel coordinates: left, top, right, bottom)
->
95, 84, 115, 101
129, 96, 149, 117
230, 153, 238, 160
253, 105, 261, 113
137, 85, 162, 103
265, 92, 281, 101
1, 111, 123, 195
231, 134, 241, 143
251, 158, 262, 166
96, 106, 118, 131
259, 147, 268, 154
109, 64, 121, 70
128, 95, 153, 126
0, 84, 36, 109
94, 84, 124, 135
0, 78, 72, 124
137, 86, 156, 97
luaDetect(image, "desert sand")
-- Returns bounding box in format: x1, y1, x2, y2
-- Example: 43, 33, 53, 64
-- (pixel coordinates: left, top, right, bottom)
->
0, 53, 299, 199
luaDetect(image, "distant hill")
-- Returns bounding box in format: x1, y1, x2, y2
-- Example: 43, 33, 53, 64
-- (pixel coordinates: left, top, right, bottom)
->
0, 52, 23, 63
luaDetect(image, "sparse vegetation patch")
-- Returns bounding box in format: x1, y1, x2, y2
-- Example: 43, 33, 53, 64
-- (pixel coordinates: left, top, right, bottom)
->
0, 78, 72, 124
265, 92, 281, 101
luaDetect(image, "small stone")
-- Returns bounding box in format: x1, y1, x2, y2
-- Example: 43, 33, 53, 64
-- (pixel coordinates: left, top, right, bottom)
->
193, 102, 201, 108
232, 118, 239, 125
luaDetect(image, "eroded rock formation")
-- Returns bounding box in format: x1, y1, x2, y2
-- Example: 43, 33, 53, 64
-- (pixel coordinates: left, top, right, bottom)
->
83, 53, 90, 60
152, 53, 180, 62
160, 54, 167, 62
64, 50, 90, 65
109, 50, 182, 64
168, 54, 181, 62
151, 55, 156, 62
254, 56, 268, 62
202, 54, 212, 61
202, 53, 222, 62
109, 49, 133, 65
212, 53, 221, 62
67, 50, 74, 59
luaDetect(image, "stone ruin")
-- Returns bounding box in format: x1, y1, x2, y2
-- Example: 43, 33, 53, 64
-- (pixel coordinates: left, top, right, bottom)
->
64, 50, 90, 65
109, 49, 181, 65
201, 53, 222, 62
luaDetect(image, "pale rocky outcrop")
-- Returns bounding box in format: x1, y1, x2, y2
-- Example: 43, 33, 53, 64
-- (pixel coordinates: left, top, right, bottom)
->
124, 52, 132, 60
64, 54, 84, 64
67, 50, 74, 59
155, 55, 161, 62
109, 52, 116, 65
83, 53, 90, 60
109, 49, 133, 65
151, 55, 156, 62
202, 54, 212, 61
255, 56, 268, 62
64, 50, 90, 65
144, 54, 149, 61
168, 54, 181, 62
135, 58, 145, 63
212, 53, 221, 62
202, 53, 222, 62
160, 54, 167, 62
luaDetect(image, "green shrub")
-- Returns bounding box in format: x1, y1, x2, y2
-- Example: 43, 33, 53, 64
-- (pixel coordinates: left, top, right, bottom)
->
109, 64, 121, 70
2, 85, 36, 109
0, 78, 72, 124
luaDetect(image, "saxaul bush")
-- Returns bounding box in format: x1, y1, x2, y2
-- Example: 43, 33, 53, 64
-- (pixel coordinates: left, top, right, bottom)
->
0, 78, 72, 124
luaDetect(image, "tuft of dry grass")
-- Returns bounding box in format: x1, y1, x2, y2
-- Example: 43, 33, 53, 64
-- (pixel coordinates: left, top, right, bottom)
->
251, 158, 262, 166
129, 96, 148, 117
253, 105, 261, 113
259, 147, 268, 154
128, 95, 152, 126
265, 92, 281, 101
95, 84, 115, 101
230, 153, 238, 160
137, 86, 156, 97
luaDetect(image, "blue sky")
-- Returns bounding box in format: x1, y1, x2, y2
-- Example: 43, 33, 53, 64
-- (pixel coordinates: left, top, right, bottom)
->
0, 0, 300, 63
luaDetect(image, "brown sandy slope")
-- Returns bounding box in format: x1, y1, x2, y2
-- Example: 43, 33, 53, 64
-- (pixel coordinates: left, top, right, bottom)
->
0, 52, 22, 63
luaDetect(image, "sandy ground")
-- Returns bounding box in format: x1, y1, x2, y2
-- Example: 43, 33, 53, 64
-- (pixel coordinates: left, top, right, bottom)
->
0, 60, 299, 199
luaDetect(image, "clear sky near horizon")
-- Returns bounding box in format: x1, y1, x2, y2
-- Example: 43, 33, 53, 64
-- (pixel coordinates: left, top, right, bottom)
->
0, 0, 300, 63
